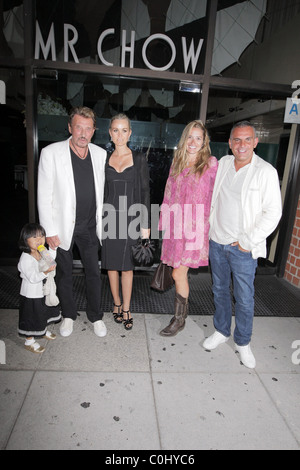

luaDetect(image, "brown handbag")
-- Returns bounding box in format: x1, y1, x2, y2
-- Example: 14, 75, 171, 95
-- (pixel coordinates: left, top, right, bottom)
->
150, 262, 174, 292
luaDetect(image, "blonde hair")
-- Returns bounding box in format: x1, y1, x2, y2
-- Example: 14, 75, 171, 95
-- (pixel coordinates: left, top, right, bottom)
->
110, 113, 131, 129
171, 120, 211, 177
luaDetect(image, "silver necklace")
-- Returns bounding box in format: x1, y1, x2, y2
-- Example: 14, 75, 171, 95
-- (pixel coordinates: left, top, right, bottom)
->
70, 140, 88, 160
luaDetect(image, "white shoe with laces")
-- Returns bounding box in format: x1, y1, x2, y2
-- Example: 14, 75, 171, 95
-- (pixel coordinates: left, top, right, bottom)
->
235, 343, 256, 369
60, 318, 74, 337
203, 331, 229, 350
94, 320, 107, 337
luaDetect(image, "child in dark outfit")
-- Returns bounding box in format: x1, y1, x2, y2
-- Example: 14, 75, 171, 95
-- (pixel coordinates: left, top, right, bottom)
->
18, 223, 61, 353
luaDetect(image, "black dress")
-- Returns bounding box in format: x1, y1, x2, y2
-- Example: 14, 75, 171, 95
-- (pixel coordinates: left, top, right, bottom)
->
101, 151, 150, 271
101, 164, 136, 270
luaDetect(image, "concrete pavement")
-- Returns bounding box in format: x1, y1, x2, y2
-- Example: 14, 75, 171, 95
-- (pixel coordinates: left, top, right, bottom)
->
0, 309, 300, 450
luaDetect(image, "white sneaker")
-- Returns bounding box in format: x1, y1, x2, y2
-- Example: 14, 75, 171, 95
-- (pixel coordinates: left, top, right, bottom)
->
203, 331, 229, 350
94, 320, 107, 337
235, 344, 256, 369
60, 318, 74, 337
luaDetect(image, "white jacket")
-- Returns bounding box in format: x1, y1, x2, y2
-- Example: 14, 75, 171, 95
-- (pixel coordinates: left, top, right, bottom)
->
38, 137, 106, 250
209, 153, 282, 259
18, 252, 46, 298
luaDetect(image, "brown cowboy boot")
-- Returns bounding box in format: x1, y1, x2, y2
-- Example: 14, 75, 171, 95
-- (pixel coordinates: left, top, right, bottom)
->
159, 292, 188, 337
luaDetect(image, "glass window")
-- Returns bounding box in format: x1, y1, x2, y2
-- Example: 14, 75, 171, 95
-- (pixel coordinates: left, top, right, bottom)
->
212, 0, 300, 86
207, 85, 291, 265
36, 71, 202, 205
0, 67, 27, 259
207, 87, 290, 179
0, 1, 24, 59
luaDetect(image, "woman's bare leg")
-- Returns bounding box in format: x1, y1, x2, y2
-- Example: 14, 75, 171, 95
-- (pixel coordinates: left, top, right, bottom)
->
172, 265, 189, 297
108, 270, 122, 317
121, 270, 134, 328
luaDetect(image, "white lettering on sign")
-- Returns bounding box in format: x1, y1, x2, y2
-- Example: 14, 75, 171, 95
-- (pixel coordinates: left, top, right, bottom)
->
284, 98, 300, 124
121, 30, 135, 68
291, 80, 300, 100
284, 80, 300, 124
35, 21, 56, 60
34, 21, 204, 74
182, 37, 204, 74
64, 23, 79, 63
97, 28, 114, 67
142, 33, 176, 71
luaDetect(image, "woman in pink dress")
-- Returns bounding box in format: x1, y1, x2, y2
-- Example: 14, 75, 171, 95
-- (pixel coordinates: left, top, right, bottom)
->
159, 120, 218, 336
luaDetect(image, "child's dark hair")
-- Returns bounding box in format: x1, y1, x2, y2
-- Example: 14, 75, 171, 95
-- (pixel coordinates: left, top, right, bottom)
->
19, 223, 46, 253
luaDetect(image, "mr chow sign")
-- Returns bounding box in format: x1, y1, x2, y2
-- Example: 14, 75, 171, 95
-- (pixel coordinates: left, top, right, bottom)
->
34, 21, 204, 74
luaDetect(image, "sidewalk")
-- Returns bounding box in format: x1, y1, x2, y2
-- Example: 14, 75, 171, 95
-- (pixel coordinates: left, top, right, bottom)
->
0, 308, 300, 450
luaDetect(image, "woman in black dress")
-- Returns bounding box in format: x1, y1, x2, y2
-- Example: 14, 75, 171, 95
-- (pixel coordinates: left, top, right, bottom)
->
101, 114, 150, 330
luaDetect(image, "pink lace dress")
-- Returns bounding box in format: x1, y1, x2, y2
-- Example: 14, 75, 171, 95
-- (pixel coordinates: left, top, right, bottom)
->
159, 156, 218, 268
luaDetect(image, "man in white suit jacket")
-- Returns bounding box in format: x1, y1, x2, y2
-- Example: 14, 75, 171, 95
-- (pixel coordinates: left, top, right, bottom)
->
38, 107, 107, 338
203, 121, 282, 368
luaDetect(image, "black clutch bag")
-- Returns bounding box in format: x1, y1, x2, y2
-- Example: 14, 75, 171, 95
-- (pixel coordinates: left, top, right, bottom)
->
150, 262, 174, 292
131, 238, 156, 267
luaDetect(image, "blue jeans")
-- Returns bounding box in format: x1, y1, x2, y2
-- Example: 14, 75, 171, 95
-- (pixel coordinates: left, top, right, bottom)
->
209, 240, 258, 346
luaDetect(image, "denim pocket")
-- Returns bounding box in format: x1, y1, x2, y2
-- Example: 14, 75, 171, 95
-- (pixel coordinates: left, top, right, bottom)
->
233, 244, 252, 258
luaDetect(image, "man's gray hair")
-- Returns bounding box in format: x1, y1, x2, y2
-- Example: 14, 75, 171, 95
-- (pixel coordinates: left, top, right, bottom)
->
230, 120, 257, 139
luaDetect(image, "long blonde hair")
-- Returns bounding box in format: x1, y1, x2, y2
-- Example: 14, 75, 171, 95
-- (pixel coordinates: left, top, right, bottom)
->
171, 120, 211, 177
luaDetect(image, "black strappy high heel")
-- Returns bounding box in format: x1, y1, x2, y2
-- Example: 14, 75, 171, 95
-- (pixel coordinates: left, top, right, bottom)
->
122, 310, 133, 330
113, 303, 123, 324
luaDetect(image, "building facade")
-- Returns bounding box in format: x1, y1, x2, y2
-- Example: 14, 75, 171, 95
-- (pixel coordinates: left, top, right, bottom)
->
1, 0, 300, 283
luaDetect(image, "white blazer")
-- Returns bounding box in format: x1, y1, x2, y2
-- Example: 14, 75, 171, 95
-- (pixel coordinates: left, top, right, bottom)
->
38, 137, 106, 251
209, 153, 282, 259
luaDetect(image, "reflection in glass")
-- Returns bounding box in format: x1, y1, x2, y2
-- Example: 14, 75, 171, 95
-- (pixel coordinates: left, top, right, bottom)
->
0, 1, 24, 59
36, 72, 202, 207
212, 0, 300, 86
0, 67, 27, 258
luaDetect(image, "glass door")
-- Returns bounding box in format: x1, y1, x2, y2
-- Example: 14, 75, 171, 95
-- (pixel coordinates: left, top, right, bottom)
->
35, 70, 202, 262
36, 71, 202, 206
0, 67, 27, 261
